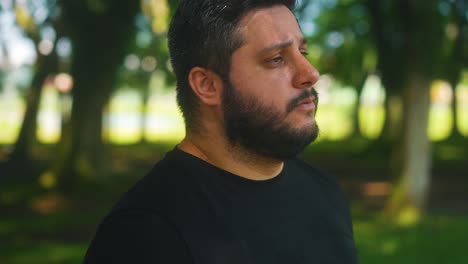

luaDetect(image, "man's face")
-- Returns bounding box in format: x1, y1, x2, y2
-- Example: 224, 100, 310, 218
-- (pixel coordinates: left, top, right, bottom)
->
222, 5, 320, 160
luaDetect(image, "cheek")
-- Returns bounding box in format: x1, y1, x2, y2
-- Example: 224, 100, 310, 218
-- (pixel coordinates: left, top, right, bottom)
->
235, 68, 291, 98
256, 70, 292, 107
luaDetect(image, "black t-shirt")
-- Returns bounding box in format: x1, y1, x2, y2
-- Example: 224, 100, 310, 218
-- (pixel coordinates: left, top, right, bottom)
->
84, 148, 359, 263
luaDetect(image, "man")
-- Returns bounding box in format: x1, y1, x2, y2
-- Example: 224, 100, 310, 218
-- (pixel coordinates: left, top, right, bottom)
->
84, 0, 359, 263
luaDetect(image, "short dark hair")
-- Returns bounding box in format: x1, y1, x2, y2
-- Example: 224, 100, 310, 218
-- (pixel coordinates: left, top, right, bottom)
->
168, 0, 296, 130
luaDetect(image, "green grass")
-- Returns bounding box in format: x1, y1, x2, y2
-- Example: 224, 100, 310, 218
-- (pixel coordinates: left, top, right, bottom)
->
354, 214, 468, 263
1, 206, 467, 263
0, 212, 96, 264
1, 242, 87, 264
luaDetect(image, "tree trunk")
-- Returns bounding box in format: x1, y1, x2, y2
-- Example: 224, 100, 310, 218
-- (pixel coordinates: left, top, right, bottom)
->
50, 0, 140, 193
446, 10, 466, 141
366, 0, 444, 222
449, 82, 463, 140
360, 89, 404, 167
446, 79, 468, 147
54, 68, 114, 191
377, 93, 404, 177
5, 39, 58, 182
8, 59, 44, 161
385, 73, 432, 220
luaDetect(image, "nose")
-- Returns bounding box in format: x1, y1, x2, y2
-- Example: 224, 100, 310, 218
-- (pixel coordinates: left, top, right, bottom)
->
292, 54, 320, 90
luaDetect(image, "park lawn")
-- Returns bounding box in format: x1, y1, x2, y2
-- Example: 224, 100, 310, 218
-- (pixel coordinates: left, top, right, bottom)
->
0, 209, 95, 264
354, 213, 468, 263
1, 206, 467, 264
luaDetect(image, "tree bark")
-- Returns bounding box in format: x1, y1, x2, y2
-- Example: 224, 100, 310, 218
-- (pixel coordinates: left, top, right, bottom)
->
386, 73, 432, 216
50, 0, 140, 192
5, 37, 58, 182
366, 0, 445, 220
446, 6, 467, 141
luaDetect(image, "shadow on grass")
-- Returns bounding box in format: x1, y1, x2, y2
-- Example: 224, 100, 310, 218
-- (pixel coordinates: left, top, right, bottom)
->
1, 204, 468, 263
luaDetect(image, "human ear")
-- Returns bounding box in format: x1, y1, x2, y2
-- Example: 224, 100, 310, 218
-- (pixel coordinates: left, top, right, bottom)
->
188, 67, 223, 106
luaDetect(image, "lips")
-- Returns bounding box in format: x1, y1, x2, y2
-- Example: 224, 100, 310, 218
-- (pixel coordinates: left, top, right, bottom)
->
286, 90, 319, 113
297, 96, 315, 106
295, 96, 316, 111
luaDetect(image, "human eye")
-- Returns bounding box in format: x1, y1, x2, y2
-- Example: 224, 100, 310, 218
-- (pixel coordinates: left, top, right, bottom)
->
272, 56, 284, 63
300, 48, 309, 56
266, 55, 285, 67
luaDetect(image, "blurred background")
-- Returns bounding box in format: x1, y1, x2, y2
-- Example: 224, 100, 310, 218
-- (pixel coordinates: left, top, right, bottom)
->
0, 0, 467, 263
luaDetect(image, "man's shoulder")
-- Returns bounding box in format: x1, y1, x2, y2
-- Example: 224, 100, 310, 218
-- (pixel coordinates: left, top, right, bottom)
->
84, 204, 192, 263
111, 149, 196, 215
85, 149, 196, 263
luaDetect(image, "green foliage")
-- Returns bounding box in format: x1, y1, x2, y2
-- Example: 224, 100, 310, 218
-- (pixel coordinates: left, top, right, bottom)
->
85, 0, 111, 14
298, 0, 371, 88
167, 0, 181, 18
367, 0, 447, 93
297, 0, 465, 92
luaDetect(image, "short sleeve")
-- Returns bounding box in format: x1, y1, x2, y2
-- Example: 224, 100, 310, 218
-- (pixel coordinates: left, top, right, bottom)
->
83, 210, 192, 263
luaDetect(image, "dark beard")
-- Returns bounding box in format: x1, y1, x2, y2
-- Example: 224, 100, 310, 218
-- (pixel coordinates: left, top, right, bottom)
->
222, 80, 319, 160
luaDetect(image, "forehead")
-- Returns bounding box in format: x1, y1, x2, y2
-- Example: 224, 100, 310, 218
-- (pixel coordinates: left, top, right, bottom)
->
236, 5, 303, 47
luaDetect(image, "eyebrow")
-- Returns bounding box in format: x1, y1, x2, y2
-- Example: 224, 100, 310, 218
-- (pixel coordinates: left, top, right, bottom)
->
258, 38, 307, 55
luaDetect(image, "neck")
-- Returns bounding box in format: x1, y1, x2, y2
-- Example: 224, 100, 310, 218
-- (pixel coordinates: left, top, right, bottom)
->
178, 130, 284, 181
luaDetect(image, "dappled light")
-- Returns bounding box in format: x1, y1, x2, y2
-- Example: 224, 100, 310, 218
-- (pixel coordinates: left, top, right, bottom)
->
358, 74, 386, 139
38, 171, 56, 190
315, 75, 357, 140
141, 56, 158, 72
144, 91, 185, 143
124, 54, 140, 71
456, 79, 468, 136
0, 90, 24, 144
429, 80, 454, 141
2, 75, 467, 145
142, 0, 170, 34
396, 206, 422, 227
38, 39, 54, 56
36, 85, 61, 144
103, 89, 144, 144
53, 73, 73, 93
102, 88, 185, 145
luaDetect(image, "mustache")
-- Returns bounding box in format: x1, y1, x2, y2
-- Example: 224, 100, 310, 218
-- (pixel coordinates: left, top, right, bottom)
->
286, 88, 319, 113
